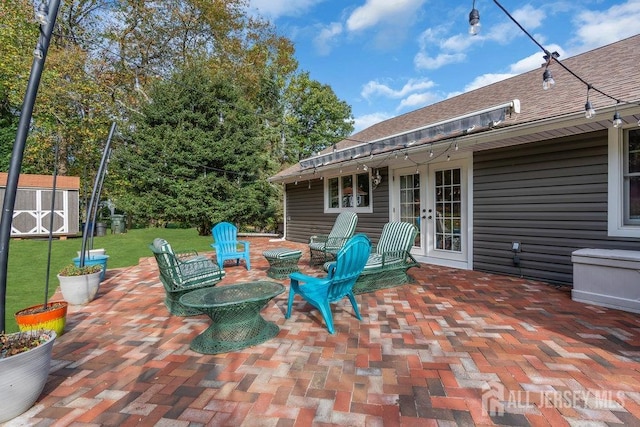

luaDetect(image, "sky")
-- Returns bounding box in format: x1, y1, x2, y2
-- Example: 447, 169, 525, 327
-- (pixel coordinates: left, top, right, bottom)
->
247, 0, 640, 133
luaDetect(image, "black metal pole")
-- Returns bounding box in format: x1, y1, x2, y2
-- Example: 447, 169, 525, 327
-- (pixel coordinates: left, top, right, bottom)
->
0, 0, 61, 332
44, 144, 59, 309
79, 121, 116, 266
89, 147, 112, 250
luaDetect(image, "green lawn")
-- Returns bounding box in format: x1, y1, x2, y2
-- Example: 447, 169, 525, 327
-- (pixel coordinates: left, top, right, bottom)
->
4, 227, 214, 333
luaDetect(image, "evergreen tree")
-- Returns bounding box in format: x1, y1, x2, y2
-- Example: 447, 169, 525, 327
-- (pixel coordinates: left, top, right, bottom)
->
113, 65, 277, 234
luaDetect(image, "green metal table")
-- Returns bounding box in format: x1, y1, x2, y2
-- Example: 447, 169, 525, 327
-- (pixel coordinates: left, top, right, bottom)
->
179, 281, 285, 354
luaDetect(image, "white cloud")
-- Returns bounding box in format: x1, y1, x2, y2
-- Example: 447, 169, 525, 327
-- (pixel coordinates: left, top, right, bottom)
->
479, 4, 546, 45
511, 4, 545, 30
353, 112, 393, 132
440, 33, 475, 52
313, 22, 343, 55
414, 51, 466, 70
248, 0, 326, 19
507, 43, 564, 74
346, 0, 427, 32
397, 92, 440, 110
361, 78, 436, 100
571, 0, 640, 52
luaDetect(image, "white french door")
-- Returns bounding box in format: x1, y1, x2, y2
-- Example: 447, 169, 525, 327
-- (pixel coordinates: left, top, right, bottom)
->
393, 160, 470, 268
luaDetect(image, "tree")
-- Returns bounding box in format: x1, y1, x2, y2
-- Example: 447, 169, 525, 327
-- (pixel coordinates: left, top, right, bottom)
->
0, 0, 39, 171
112, 65, 278, 234
283, 71, 354, 161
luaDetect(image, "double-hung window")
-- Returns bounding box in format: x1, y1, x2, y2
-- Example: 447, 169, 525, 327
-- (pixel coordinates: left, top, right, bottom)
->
326, 172, 372, 213
608, 127, 640, 236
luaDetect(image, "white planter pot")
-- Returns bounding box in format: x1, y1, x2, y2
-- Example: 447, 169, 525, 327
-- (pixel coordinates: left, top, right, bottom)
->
0, 330, 56, 423
57, 270, 102, 305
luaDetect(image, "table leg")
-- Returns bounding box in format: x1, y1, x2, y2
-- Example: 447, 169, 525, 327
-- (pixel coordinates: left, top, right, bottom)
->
189, 299, 280, 354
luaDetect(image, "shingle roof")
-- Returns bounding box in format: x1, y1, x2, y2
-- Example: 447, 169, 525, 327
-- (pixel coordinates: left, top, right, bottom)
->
272, 34, 640, 181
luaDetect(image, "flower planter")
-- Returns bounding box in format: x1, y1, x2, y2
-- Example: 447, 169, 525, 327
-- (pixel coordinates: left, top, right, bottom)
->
0, 330, 56, 423
58, 270, 102, 305
15, 301, 68, 336
72, 254, 109, 281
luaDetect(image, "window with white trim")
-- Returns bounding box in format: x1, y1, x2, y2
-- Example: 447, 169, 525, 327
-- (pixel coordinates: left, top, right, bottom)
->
608, 127, 640, 237
325, 172, 372, 212
625, 129, 640, 225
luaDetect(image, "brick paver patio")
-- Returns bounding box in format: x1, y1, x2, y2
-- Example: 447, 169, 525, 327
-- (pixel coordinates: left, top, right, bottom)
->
6, 237, 640, 426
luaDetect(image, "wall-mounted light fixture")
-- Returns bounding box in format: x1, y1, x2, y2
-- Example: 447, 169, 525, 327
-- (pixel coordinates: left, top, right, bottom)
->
512, 241, 521, 266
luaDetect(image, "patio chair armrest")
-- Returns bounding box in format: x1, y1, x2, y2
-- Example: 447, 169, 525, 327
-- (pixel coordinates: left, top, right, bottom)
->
174, 249, 199, 260
237, 240, 250, 251
309, 234, 329, 244
289, 271, 330, 294
178, 259, 225, 281
380, 250, 420, 267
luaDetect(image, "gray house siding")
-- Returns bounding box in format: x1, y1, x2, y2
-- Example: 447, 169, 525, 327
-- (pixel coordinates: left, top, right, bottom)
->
473, 131, 639, 284
285, 167, 390, 245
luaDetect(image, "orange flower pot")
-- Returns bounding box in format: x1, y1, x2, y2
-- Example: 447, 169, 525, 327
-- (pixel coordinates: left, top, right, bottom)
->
15, 301, 68, 336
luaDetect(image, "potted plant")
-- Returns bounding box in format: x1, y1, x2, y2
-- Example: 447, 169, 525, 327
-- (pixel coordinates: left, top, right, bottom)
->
57, 263, 103, 305
15, 301, 67, 337
0, 330, 57, 423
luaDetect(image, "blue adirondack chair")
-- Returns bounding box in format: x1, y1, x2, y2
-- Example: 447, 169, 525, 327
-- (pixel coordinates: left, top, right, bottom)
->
211, 222, 251, 270
286, 234, 371, 334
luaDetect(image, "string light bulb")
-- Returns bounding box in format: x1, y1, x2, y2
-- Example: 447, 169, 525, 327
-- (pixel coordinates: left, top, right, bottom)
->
468, 0, 480, 35
542, 68, 555, 90
584, 101, 596, 119
542, 51, 559, 90
429, 149, 434, 158
612, 111, 623, 128
584, 86, 596, 119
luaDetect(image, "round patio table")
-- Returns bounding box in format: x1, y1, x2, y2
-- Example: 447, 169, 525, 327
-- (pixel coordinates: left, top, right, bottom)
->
179, 281, 285, 354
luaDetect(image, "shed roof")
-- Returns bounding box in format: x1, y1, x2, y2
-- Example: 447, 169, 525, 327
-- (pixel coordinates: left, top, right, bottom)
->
0, 173, 80, 190
271, 34, 640, 182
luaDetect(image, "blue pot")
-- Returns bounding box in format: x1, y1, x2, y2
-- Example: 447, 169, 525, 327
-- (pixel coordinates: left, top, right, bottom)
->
72, 254, 109, 281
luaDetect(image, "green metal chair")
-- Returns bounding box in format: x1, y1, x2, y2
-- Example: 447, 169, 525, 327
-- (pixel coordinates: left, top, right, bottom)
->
287, 234, 371, 334
308, 212, 358, 265
149, 238, 225, 316
352, 222, 420, 294
211, 222, 251, 270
